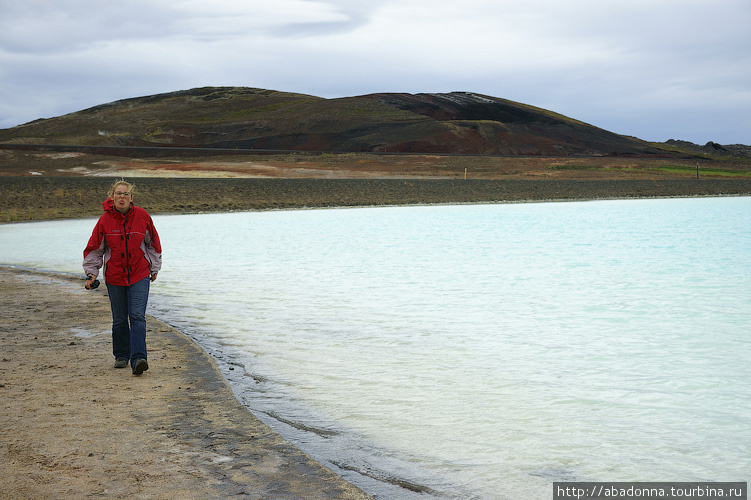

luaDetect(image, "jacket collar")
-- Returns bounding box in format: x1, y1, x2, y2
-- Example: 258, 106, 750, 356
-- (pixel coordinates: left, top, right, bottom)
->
103, 197, 133, 217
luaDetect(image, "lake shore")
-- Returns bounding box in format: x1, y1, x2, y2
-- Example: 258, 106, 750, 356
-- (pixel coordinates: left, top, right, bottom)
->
2, 176, 751, 222
0, 267, 373, 500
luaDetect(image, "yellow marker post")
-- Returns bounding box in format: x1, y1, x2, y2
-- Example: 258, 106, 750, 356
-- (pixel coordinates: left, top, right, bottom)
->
464, 168, 467, 180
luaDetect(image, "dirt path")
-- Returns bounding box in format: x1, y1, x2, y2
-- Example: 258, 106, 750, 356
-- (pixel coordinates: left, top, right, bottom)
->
0, 267, 372, 500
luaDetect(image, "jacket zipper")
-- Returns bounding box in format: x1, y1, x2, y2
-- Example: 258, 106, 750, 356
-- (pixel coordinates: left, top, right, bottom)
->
123, 216, 131, 285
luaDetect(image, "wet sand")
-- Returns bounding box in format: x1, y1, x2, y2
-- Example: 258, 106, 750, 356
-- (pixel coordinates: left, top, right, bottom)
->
0, 267, 372, 500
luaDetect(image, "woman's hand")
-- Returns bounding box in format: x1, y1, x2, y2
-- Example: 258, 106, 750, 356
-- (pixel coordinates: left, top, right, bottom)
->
150, 272, 158, 282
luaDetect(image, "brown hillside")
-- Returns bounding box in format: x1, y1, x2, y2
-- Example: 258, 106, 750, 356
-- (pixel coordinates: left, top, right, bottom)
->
0, 87, 673, 157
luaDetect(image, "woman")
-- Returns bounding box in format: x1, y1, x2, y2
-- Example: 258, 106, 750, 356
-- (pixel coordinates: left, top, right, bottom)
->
83, 180, 162, 375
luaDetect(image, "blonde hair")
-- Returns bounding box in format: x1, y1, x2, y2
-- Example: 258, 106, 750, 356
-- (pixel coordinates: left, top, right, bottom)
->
109, 179, 135, 198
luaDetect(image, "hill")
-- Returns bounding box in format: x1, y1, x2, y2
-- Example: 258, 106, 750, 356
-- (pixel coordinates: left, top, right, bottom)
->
0, 87, 685, 157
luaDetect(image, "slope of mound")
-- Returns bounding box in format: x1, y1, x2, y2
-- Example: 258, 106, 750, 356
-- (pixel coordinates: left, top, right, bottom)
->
0, 87, 673, 156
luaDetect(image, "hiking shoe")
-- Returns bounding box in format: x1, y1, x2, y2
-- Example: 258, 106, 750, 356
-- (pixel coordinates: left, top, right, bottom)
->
132, 358, 149, 375
114, 358, 129, 369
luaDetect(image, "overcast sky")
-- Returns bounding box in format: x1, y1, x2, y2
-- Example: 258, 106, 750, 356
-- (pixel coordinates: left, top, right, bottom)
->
1, 0, 749, 144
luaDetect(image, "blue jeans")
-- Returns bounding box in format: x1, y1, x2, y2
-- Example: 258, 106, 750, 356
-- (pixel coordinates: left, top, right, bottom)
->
106, 276, 150, 369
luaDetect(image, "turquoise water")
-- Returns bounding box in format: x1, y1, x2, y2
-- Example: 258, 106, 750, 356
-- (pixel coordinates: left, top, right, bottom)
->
1, 197, 749, 499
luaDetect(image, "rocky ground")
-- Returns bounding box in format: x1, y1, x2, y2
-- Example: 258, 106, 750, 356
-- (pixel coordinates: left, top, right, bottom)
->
2, 176, 751, 222
1, 147, 750, 222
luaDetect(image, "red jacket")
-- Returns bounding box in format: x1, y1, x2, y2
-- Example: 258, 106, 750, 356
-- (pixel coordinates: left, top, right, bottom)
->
83, 198, 162, 286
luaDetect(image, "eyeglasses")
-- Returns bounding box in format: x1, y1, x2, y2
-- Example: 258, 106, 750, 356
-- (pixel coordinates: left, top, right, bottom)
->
114, 191, 131, 197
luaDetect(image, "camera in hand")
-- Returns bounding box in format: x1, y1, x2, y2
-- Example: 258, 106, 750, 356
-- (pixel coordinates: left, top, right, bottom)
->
86, 275, 100, 289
